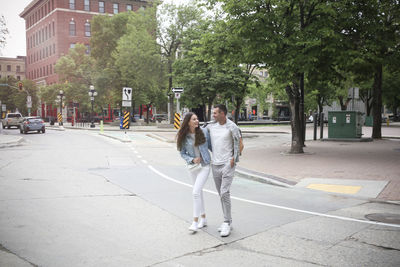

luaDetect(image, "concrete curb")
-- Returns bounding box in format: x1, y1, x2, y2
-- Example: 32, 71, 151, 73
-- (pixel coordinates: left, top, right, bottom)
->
146, 133, 175, 143
98, 132, 131, 143
0, 136, 25, 148
235, 166, 296, 188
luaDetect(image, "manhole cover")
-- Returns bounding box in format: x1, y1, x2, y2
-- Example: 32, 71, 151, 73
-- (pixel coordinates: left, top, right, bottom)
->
365, 213, 400, 224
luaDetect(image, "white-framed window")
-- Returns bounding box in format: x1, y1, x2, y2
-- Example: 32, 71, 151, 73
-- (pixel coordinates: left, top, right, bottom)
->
84, 0, 90, 11
126, 4, 132, 11
69, 20, 76, 36
99, 1, 105, 13
85, 21, 91, 37
70, 43, 76, 49
113, 3, 119, 14
69, 0, 75, 10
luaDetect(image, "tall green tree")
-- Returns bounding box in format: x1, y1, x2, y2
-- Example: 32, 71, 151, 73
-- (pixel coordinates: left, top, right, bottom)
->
114, 7, 164, 123
55, 44, 95, 114
158, 2, 204, 122
339, 0, 400, 138
212, 0, 341, 153
0, 15, 8, 53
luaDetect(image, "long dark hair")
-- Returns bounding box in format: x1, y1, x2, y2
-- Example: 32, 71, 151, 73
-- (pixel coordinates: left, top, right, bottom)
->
176, 112, 206, 151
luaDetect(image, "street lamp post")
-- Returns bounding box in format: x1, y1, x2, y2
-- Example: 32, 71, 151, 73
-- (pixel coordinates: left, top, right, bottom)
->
57, 90, 64, 126
88, 85, 97, 128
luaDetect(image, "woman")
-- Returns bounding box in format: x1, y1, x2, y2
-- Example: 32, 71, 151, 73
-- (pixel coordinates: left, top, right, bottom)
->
177, 112, 211, 233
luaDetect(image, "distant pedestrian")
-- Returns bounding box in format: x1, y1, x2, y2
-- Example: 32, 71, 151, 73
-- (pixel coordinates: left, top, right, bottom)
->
177, 112, 211, 233
205, 104, 241, 237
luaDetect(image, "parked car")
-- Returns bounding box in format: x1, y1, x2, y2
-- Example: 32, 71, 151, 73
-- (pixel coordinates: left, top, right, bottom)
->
2, 113, 23, 129
151, 114, 168, 122
19, 117, 45, 134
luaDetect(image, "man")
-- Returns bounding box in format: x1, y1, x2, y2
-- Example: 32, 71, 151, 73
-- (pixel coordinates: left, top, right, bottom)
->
206, 104, 241, 237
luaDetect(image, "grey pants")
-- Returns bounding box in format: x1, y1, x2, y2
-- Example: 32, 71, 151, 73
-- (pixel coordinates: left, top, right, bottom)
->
211, 162, 235, 223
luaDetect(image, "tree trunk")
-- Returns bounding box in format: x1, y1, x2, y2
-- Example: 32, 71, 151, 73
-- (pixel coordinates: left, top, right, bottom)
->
285, 84, 304, 154
299, 73, 305, 147
146, 104, 151, 124
338, 96, 351, 111
372, 63, 382, 139
234, 97, 241, 125
168, 60, 174, 123
207, 99, 213, 122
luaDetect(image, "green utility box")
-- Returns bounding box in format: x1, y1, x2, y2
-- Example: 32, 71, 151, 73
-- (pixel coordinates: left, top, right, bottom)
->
365, 116, 373, 126
328, 111, 363, 139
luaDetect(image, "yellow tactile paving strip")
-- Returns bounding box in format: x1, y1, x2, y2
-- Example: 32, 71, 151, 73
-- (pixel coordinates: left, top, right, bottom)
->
306, 184, 362, 194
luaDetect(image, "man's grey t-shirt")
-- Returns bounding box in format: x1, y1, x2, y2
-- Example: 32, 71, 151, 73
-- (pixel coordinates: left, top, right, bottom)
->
209, 122, 233, 165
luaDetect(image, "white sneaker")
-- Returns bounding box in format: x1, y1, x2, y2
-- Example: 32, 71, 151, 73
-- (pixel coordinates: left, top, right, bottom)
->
188, 221, 198, 233
218, 222, 232, 232
197, 218, 207, 228
220, 222, 231, 237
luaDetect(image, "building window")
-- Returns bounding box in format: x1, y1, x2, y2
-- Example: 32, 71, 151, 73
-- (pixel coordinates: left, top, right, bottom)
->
45, 26, 48, 40
85, 44, 90, 54
126, 4, 132, 11
46, 47, 48, 57
70, 43, 76, 49
53, 43, 56, 54
84, 0, 90, 11
17, 76, 21, 80
7, 65, 11, 71
69, 0, 75, 10
113, 3, 119, 14
50, 64, 52, 74
99, 1, 105, 13
69, 20, 76, 36
52, 21, 55, 36
16, 66, 21, 72
85, 22, 91, 37
49, 23, 51, 38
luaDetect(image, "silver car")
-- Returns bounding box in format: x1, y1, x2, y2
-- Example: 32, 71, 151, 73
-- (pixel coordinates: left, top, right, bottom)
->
20, 117, 46, 134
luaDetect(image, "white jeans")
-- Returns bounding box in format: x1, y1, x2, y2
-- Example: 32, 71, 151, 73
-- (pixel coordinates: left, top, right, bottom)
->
189, 165, 210, 218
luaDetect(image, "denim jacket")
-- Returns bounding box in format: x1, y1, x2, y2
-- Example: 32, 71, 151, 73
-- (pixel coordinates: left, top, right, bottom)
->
180, 128, 211, 166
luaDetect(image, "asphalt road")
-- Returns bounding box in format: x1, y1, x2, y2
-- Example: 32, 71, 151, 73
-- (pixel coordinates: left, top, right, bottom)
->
0, 128, 399, 266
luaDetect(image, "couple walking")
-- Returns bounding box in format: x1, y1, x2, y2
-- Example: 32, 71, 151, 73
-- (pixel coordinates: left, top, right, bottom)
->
176, 104, 241, 237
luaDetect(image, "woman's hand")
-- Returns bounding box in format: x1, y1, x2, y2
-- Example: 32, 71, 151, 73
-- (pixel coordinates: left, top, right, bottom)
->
193, 157, 201, 164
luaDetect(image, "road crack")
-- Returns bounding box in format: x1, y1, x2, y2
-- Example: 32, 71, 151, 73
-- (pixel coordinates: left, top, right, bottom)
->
0, 243, 38, 267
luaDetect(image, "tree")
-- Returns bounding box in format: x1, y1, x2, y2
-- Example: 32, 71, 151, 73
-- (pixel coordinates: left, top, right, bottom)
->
158, 2, 204, 122
213, 0, 342, 153
55, 44, 95, 114
339, 0, 400, 138
90, 12, 132, 110
0, 15, 9, 53
114, 7, 164, 123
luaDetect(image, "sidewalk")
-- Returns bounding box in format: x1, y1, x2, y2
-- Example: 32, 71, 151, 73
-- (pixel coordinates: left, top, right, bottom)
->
145, 124, 400, 202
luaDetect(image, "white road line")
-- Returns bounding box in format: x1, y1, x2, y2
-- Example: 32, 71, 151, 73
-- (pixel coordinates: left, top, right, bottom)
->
134, 151, 138, 154
141, 159, 148, 164
137, 155, 142, 158
148, 165, 400, 229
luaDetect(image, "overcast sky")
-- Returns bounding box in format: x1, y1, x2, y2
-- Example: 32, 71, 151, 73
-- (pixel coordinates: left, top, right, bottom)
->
0, 0, 191, 58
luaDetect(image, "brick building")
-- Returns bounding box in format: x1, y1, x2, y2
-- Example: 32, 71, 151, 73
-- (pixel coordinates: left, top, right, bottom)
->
0, 56, 26, 81
20, 0, 150, 86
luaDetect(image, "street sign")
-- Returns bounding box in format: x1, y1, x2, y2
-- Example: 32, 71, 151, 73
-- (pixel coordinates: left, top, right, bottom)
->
122, 87, 132, 101
172, 87, 184, 93
1, 104, 5, 112
122, 100, 131, 107
175, 93, 181, 99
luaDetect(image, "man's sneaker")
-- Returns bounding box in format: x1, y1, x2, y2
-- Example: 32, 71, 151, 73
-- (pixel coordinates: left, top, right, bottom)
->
218, 222, 232, 232
188, 221, 198, 233
197, 218, 207, 229
220, 222, 231, 237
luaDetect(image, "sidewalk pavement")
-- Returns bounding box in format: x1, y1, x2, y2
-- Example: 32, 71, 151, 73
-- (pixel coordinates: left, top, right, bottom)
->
2, 122, 400, 202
